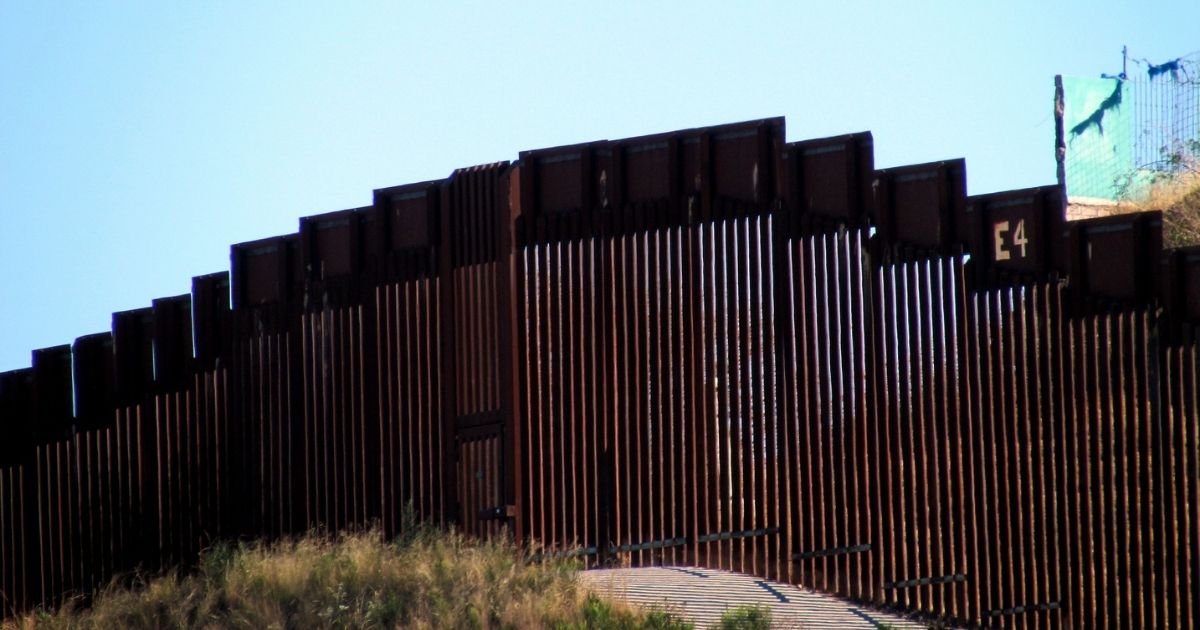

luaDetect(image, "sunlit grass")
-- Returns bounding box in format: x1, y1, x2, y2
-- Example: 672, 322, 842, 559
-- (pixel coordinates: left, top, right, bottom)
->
1113, 161, 1200, 248
6, 525, 693, 629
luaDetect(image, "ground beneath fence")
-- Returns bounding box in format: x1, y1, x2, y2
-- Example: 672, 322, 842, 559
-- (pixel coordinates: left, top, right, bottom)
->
580, 566, 932, 629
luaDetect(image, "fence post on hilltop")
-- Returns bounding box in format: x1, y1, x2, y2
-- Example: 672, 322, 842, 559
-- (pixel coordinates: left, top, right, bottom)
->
437, 181, 459, 528
0, 368, 36, 612
112, 308, 158, 570
30, 346, 74, 606
496, 164, 523, 544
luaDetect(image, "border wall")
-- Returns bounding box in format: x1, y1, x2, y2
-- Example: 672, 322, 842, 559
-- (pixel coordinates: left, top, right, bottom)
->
2, 118, 1200, 628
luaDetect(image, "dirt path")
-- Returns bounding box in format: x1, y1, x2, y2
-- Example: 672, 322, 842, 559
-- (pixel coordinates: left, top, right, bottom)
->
580, 566, 930, 629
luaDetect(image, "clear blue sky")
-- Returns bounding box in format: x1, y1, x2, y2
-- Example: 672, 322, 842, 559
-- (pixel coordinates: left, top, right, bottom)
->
1, 1, 1197, 372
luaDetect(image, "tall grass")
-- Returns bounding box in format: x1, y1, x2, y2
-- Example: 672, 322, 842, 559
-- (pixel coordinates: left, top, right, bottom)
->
1157, 174, 1200, 248
6, 526, 692, 629
1112, 156, 1200, 248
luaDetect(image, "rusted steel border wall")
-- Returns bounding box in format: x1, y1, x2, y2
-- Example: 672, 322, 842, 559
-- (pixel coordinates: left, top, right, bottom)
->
2, 117, 1199, 627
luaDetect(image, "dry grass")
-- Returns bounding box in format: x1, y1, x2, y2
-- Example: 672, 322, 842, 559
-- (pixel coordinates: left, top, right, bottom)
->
1156, 173, 1200, 249
1110, 158, 1200, 249
5, 526, 693, 630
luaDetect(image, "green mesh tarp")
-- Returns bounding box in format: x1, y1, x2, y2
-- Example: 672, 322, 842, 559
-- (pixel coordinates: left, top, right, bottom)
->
1060, 76, 1133, 201
1059, 73, 1200, 201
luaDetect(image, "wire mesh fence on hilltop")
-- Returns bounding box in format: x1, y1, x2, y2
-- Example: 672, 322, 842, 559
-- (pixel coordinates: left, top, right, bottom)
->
1059, 52, 1200, 202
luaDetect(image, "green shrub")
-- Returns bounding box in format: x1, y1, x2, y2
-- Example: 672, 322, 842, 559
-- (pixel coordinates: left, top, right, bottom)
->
715, 603, 773, 630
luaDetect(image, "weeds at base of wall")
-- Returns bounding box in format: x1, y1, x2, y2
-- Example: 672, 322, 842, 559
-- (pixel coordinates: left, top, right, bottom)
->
4, 524, 696, 630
